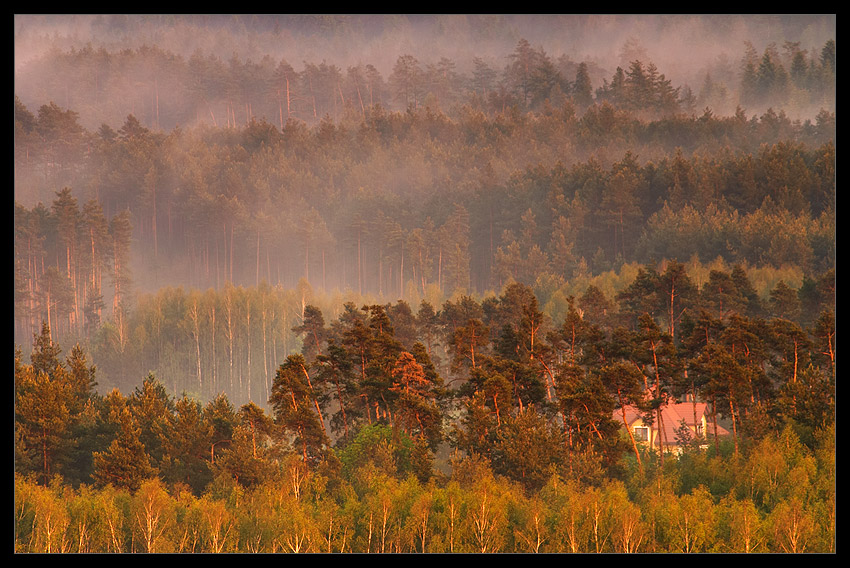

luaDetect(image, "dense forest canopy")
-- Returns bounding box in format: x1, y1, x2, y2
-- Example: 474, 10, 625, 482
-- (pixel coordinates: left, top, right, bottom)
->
14, 14, 834, 554
14, 14, 835, 126
14, 273, 836, 551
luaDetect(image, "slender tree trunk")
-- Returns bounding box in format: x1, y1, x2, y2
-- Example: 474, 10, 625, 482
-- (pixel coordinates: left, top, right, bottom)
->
650, 339, 666, 466
791, 337, 799, 415
262, 298, 269, 399
334, 376, 349, 438
358, 229, 362, 295
469, 325, 477, 369
669, 281, 676, 339
690, 373, 699, 439
438, 248, 442, 291
355, 82, 365, 116
285, 77, 292, 120
309, 76, 317, 119
538, 357, 555, 401
152, 174, 158, 260
194, 320, 203, 393
299, 362, 326, 435
192, 302, 202, 394
45, 289, 52, 341
337, 81, 345, 116
419, 247, 426, 296
208, 240, 214, 287
619, 389, 643, 471
225, 292, 234, 394
729, 398, 739, 456
366, 512, 373, 553
209, 302, 217, 394
246, 298, 252, 401
712, 396, 720, 457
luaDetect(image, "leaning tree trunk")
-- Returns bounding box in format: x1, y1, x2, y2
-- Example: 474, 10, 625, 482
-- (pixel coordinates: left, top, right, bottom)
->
619, 390, 643, 472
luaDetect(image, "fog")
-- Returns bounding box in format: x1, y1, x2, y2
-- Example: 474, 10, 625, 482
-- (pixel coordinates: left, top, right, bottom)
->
15, 14, 835, 114
13, 14, 835, 400
11, 18, 837, 523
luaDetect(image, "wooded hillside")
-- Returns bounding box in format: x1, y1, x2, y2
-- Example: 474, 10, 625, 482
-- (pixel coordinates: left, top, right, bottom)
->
14, 15, 834, 553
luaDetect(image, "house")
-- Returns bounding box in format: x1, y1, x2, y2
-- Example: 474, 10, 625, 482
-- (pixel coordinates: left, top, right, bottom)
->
617, 399, 729, 454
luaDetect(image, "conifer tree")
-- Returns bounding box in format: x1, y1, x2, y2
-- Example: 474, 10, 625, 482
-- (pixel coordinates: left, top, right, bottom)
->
572, 61, 594, 109
15, 360, 72, 484
92, 406, 156, 492
269, 354, 329, 465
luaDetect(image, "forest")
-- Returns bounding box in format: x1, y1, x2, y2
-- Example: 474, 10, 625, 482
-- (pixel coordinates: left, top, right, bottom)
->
14, 15, 834, 553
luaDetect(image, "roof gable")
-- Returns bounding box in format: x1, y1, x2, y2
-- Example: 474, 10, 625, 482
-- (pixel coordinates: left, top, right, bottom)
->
620, 400, 707, 427
617, 400, 729, 445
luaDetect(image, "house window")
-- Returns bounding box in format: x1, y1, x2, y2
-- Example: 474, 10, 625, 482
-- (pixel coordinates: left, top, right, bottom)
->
633, 427, 649, 442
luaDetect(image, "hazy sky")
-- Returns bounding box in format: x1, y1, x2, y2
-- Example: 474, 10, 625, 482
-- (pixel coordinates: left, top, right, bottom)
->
14, 14, 836, 84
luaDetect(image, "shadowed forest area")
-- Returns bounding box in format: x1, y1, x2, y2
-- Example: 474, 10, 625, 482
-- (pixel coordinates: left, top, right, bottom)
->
14, 15, 834, 553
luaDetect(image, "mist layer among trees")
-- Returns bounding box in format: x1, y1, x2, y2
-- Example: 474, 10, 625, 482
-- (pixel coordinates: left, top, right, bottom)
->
13, 14, 835, 554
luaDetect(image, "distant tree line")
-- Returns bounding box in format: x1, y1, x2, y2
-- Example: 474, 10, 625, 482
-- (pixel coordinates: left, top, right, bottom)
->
14, 96, 835, 337
739, 39, 836, 111
14, 34, 836, 133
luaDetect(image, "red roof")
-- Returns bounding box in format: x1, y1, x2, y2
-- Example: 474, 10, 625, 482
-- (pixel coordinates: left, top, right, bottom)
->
617, 400, 729, 447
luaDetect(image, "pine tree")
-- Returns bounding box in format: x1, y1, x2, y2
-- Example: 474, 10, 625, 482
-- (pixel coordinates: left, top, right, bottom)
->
572, 61, 594, 109
29, 321, 62, 377
292, 304, 327, 364
15, 359, 72, 484
769, 280, 801, 321
92, 406, 156, 492
161, 395, 214, 494
269, 354, 329, 465
601, 362, 647, 471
